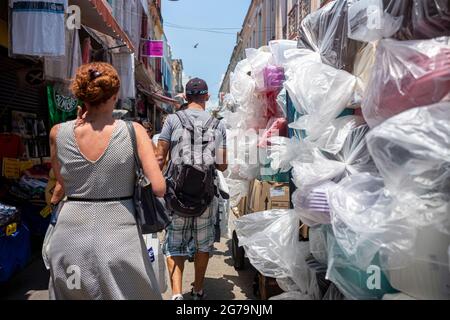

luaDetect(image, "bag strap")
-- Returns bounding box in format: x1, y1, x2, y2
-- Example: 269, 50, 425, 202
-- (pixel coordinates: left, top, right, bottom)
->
126, 121, 144, 179
204, 116, 220, 132
175, 110, 194, 131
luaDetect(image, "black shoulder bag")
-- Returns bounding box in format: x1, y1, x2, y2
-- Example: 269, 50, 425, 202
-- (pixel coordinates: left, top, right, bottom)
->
126, 121, 171, 234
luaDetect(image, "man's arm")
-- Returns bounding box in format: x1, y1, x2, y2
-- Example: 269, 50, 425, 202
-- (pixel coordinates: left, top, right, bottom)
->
216, 148, 228, 172
157, 140, 170, 170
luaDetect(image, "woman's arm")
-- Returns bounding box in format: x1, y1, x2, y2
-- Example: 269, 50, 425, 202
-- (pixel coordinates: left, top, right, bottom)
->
49, 125, 65, 202
133, 122, 166, 197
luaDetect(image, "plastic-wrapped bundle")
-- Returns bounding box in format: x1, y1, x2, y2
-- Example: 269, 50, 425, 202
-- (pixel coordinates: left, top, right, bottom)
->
291, 124, 377, 192
297, 0, 362, 72
366, 102, 450, 234
307, 115, 366, 155
362, 37, 450, 128
245, 47, 275, 92
353, 43, 377, 102
326, 228, 399, 300
258, 118, 288, 148
292, 181, 337, 227
385, 225, 450, 300
269, 40, 298, 67
266, 136, 313, 173
230, 59, 255, 106
385, 0, 450, 40
263, 66, 285, 92
347, 0, 403, 42
224, 177, 249, 208
225, 129, 257, 180
235, 210, 312, 295
328, 173, 415, 270
309, 226, 329, 265
287, 60, 357, 139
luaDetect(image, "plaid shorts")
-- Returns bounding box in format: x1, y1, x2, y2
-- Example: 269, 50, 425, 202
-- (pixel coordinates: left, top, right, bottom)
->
162, 206, 215, 257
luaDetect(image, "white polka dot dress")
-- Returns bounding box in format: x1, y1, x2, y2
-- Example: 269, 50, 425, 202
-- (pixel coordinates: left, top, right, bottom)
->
48, 120, 162, 300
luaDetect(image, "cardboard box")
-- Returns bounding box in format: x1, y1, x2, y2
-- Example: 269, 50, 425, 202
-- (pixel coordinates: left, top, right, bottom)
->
248, 179, 290, 213
233, 196, 248, 218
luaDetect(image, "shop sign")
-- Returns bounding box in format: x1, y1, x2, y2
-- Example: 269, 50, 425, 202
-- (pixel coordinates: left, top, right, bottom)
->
142, 40, 164, 57
55, 91, 78, 113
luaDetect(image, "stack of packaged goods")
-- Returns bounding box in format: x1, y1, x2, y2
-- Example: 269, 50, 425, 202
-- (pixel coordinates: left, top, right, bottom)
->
7, 164, 51, 237
233, 0, 450, 300
0, 203, 31, 283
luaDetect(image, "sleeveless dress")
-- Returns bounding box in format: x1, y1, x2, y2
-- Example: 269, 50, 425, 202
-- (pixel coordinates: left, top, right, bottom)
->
48, 120, 162, 300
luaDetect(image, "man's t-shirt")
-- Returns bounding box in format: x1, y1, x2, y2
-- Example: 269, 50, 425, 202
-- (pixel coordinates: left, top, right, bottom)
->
158, 109, 227, 159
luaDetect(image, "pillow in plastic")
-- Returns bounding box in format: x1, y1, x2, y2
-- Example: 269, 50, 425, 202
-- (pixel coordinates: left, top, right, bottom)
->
361, 37, 450, 128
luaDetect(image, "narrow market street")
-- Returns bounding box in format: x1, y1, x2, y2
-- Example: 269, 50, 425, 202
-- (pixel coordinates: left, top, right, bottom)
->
1, 237, 256, 301
1, 0, 450, 305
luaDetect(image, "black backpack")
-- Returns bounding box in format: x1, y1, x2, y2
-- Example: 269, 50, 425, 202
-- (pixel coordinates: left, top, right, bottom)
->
164, 110, 220, 218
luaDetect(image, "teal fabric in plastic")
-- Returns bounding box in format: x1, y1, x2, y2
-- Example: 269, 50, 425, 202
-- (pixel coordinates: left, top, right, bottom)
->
325, 227, 398, 300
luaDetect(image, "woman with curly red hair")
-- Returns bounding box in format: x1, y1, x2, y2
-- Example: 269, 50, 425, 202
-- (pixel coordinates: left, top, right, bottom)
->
47, 62, 165, 300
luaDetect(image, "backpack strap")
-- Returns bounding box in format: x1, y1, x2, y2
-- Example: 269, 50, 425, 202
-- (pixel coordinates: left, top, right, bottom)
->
203, 116, 220, 132
175, 110, 194, 131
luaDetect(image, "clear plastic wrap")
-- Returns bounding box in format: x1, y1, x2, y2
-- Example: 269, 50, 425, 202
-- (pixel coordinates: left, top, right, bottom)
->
309, 226, 329, 265
291, 149, 346, 192
234, 210, 312, 294
361, 37, 450, 128
297, 0, 362, 72
288, 61, 357, 139
307, 116, 366, 155
258, 118, 288, 148
347, 0, 403, 42
366, 102, 450, 234
291, 124, 376, 191
267, 136, 313, 173
328, 173, 416, 270
245, 47, 275, 92
230, 70, 256, 107
269, 40, 298, 67
263, 66, 285, 92
385, 0, 450, 40
326, 228, 399, 300
384, 225, 450, 300
353, 42, 377, 101
224, 177, 249, 208
292, 181, 336, 227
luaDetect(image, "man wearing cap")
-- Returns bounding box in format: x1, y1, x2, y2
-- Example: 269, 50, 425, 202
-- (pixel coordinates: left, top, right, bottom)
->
156, 78, 227, 300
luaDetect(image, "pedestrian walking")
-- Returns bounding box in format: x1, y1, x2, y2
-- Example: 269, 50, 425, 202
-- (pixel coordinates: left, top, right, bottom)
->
47, 62, 166, 300
157, 78, 228, 300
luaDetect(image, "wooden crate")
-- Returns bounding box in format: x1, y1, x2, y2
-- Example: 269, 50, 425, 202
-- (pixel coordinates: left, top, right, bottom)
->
258, 273, 284, 300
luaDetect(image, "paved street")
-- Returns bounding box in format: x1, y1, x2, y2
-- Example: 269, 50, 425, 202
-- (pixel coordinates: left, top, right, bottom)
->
1, 237, 256, 301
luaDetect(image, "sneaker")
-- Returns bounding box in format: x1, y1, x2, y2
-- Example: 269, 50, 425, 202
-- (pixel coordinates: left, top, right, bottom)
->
190, 288, 206, 300
172, 294, 184, 300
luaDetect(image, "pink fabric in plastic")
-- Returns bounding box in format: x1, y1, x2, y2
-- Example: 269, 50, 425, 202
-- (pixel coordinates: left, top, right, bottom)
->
258, 118, 288, 148
263, 66, 285, 92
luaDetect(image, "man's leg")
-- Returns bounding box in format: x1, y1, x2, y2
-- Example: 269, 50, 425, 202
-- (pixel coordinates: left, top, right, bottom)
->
167, 256, 186, 296
193, 252, 210, 293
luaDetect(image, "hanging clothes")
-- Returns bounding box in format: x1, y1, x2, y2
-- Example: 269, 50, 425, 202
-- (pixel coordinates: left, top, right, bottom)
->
112, 53, 136, 100
10, 0, 67, 56
44, 28, 82, 82
82, 37, 92, 65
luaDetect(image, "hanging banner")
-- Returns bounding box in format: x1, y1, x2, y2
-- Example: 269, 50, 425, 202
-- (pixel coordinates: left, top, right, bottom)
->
142, 40, 164, 57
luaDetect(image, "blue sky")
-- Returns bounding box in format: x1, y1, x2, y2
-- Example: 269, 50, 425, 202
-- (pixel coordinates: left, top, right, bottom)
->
162, 0, 251, 104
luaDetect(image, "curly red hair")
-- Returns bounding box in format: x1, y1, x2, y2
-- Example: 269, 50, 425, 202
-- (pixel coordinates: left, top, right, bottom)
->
71, 62, 121, 106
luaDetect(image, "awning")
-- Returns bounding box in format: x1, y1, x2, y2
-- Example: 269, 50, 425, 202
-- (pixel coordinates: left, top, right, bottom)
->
69, 0, 135, 53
